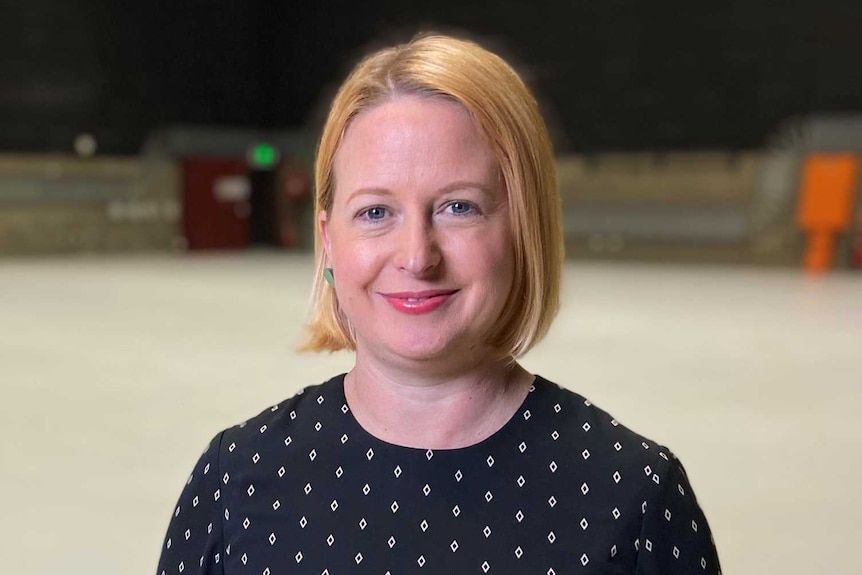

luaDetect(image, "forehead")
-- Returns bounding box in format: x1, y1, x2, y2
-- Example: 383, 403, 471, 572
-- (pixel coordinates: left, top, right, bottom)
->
332, 96, 498, 196
343, 95, 480, 144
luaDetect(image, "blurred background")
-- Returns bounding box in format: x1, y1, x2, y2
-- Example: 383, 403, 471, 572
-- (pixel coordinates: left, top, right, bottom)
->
1, 1, 860, 574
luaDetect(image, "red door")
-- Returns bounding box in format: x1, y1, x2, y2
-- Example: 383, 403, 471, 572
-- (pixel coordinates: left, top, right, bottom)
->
182, 157, 250, 250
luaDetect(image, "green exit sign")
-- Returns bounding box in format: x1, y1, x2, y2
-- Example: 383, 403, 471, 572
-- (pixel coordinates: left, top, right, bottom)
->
250, 143, 279, 168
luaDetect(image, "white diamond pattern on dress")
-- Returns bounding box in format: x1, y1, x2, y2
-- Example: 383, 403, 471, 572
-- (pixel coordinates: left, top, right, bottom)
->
156, 377, 721, 575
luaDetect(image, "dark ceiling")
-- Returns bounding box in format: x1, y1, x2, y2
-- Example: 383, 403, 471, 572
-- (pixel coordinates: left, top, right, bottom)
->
1, 0, 861, 154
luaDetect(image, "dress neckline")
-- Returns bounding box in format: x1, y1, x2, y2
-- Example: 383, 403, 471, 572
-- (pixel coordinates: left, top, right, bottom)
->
330, 372, 548, 455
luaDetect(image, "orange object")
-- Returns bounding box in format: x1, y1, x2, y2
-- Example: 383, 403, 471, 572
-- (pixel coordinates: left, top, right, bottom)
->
796, 154, 859, 272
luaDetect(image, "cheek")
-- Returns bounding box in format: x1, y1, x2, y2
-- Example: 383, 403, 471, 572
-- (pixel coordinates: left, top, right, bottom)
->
330, 235, 388, 286
447, 227, 515, 282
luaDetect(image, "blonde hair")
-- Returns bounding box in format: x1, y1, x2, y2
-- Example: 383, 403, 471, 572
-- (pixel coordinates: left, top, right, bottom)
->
303, 33, 563, 358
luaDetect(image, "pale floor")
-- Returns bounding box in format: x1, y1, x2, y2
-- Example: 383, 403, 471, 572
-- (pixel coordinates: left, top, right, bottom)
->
1, 253, 860, 575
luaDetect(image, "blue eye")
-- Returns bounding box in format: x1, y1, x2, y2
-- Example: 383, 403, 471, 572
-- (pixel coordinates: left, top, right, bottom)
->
447, 201, 476, 215
361, 206, 387, 220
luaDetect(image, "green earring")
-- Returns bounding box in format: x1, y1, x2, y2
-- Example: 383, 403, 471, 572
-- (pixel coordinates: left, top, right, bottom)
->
323, 267, 335, 286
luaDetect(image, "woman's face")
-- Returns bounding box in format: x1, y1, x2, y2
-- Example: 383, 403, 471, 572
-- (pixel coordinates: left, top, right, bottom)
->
321, 96, 515, 368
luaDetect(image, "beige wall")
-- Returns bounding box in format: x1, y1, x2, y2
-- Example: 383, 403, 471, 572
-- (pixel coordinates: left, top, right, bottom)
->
557, 152, 805, 265
0, 155, 180, 254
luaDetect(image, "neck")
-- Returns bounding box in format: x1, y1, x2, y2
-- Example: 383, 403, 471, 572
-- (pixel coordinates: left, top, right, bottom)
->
344, 352, 534, 450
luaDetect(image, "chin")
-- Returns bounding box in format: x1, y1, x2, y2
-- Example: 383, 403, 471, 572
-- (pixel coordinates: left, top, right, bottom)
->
357, 326, 447, 358
388, 340, 454, 362
386, 329, 485, 364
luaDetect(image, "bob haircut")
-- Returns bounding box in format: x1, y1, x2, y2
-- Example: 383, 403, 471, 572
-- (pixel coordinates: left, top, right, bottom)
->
303, 33, 563, 358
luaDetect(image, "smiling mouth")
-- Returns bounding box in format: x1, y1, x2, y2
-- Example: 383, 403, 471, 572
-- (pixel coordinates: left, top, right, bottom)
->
382, 290, 459, 300
380, 290, 459, 314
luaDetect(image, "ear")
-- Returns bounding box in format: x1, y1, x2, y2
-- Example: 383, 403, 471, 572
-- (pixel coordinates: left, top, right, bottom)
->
318, 209, 332, 264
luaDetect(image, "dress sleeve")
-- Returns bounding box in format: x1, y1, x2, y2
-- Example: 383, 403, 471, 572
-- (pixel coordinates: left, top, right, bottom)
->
634, 449, 721, 575
156, 433, 225, 575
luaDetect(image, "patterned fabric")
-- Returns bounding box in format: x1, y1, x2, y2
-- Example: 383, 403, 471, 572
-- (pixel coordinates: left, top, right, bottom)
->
157, 375, 720, 574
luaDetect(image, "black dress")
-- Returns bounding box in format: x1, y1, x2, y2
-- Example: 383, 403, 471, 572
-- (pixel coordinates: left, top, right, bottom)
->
157, 375, 721, 574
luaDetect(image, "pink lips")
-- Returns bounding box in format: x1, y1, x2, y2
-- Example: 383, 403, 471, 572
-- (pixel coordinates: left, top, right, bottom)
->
380, 289, 458, 315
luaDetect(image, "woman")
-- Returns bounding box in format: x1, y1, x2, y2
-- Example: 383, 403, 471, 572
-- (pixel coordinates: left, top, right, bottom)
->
157, 34, 721, 574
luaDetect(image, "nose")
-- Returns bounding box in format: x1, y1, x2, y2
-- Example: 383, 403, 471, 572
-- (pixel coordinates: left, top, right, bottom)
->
394, 213, 442, 276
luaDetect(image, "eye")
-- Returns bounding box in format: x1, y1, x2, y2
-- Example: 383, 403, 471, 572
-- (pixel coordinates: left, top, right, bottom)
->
359, 206, 387, 221
445, 201, 478, 216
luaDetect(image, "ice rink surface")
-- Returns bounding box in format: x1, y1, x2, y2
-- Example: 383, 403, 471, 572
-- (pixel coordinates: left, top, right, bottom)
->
1, 252, 859, 574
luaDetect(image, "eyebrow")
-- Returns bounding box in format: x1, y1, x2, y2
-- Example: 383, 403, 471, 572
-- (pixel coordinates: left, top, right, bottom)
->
346, 181, 497, 203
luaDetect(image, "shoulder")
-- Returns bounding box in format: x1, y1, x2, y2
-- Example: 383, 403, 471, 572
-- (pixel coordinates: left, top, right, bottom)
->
218, 374, 346, 453
532, 374, 679, 482
530, 377, 721, 571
